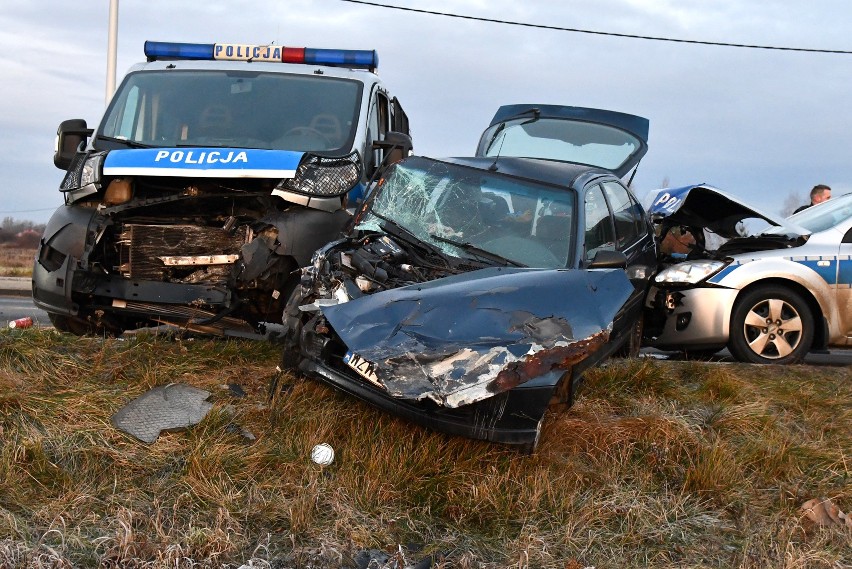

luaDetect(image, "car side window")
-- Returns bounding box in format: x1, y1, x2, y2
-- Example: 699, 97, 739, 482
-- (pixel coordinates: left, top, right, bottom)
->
584, 184, 615, 261
601, 181, 643, 251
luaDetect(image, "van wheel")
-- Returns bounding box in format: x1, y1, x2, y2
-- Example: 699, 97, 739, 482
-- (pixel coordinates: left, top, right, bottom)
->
727, 285, 813, 364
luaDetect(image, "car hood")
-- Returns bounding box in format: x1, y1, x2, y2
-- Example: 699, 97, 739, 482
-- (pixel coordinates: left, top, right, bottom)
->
475, 104, 649, 179
646, 184, 805, 239
317, 266, 633, 408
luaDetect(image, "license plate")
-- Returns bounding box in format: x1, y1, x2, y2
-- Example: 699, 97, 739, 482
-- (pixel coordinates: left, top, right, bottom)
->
343, 351, 382, 387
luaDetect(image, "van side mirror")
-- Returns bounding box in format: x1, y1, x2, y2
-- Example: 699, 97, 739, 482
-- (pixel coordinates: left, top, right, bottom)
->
588, 249, 628, 269
54, 119, 93, 170
372, 131, 413, 168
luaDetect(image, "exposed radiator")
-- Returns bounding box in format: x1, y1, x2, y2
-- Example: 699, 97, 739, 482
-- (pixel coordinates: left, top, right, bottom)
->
117, 224, 246, 281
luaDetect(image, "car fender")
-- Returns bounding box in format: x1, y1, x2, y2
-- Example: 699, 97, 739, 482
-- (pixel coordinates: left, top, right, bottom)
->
710, 257, 841, 340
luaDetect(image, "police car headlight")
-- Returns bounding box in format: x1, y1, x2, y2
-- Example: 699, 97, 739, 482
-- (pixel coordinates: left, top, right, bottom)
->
276, 152, 361, 197
60, 151, 105, 193
80, 154, 103, 187
654, 260, 727, 284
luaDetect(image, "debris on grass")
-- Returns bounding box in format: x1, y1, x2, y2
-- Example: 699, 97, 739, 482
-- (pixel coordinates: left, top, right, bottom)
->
801, 498, 852, 528
111, 383, 214, 443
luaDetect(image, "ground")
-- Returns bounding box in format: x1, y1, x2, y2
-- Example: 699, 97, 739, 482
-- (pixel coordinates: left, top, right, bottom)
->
1, 329, 849, 568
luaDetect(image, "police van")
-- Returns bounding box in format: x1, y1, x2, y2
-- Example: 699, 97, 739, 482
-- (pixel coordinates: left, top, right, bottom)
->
34, 41, 412, 336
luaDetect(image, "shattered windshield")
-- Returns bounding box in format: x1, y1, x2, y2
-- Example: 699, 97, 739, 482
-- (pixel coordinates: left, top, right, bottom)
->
359, 157, 577, 268
478, 118, 640, 171
99, 70, 362, 153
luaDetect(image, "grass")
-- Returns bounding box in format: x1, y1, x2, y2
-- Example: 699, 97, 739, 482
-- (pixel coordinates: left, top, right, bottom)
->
0, 328, 849, 568
0, 246, 35, 277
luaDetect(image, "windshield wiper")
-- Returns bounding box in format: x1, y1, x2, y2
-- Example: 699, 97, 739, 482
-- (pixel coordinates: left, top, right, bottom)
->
429, 233, 523, 267
95, 135, 152, 149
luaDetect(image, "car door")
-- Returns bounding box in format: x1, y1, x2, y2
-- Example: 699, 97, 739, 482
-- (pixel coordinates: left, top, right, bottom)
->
583, 180, 656, 343
839, 225, 852, 345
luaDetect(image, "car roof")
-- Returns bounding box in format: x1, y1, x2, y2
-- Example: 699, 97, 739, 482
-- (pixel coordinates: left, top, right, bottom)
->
438, 156, 611, 189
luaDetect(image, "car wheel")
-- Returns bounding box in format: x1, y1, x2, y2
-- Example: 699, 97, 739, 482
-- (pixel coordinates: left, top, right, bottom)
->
728, 285, 813, 364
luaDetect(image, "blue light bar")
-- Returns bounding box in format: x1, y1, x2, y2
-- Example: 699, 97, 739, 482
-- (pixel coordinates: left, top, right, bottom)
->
304, 48, 378, 70
144, 41, 215, 61
144, 41, 379, 70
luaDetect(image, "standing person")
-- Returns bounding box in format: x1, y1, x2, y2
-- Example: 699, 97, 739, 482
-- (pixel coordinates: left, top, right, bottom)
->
794, 185, 832, 214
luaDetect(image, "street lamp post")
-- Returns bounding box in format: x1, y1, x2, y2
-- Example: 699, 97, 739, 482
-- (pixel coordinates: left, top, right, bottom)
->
106, 0, 119, 105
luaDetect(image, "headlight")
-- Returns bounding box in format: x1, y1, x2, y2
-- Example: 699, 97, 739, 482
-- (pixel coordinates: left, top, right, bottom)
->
654, 260, 727, 284
59, 151, 105, 197
275, 151, 361, 197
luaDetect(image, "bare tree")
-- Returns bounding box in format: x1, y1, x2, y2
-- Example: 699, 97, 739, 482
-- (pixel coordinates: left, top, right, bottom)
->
781, 190, 805, 217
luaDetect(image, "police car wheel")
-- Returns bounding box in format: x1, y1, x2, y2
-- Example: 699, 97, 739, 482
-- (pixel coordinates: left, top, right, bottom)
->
727, 285, 813, 365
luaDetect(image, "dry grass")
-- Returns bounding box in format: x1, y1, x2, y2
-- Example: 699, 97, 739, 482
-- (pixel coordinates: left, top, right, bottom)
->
0, 246, 36, 277
0, 329, 849, 568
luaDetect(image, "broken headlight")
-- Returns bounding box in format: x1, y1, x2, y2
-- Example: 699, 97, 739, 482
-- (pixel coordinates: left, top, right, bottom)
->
275, 152, 361, 197
654, 260, 727, 284
60, 151, 106, 201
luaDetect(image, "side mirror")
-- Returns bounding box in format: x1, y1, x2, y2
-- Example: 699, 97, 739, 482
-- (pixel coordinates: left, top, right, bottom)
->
372, 131, 413, 168
54, 119, 93, 170
588, 249, 628, 269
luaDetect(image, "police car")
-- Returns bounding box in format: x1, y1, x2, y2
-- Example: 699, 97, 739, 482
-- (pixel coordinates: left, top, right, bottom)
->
645, 185, 852, 363
34, 40, 412, 336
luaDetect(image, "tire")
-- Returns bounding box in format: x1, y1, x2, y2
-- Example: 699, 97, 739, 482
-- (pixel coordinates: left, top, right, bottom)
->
727, 285, 813, 364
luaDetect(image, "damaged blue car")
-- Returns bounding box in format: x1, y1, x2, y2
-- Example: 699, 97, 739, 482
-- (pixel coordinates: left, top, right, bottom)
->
282, 105, 656, 450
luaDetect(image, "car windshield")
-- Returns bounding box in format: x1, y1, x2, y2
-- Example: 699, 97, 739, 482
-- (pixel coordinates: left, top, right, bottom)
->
358, 157, 577, 268
98, 70, 362, 153
477, 117, 641, 171
786, 192, 852, 233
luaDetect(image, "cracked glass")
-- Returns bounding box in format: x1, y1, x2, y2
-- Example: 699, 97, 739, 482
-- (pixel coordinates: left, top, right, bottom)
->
358, 157, 577, 268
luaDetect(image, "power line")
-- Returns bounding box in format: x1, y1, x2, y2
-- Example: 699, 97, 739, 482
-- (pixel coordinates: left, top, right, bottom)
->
338, 0, 852, 55
0, 208, 57, 215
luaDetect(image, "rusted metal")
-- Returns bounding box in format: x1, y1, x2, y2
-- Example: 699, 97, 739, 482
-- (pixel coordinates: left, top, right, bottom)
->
491, 330, 609, 392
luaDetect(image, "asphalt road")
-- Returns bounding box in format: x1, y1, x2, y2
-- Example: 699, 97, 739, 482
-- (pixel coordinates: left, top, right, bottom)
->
0, 295, 50, 327
1, 292, 850, 367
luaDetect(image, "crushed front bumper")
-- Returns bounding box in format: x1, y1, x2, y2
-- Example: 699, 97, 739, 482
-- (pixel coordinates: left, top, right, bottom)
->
645, 285, 739, 350
298, 355, 565, 449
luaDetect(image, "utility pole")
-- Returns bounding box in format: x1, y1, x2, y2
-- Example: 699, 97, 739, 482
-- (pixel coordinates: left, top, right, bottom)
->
106, 0, 119, 105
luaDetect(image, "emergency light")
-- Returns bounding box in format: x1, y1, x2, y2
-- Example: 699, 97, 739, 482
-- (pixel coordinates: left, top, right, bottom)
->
144, 41, 379, 71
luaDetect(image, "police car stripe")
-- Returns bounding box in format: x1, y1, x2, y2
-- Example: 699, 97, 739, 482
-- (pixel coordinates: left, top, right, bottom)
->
709, 257, 852, 287
102, 167, 298, 178
103, 148, 304, 178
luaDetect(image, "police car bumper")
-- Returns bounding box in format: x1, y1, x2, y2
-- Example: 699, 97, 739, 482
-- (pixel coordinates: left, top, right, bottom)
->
645, 285, 739, 350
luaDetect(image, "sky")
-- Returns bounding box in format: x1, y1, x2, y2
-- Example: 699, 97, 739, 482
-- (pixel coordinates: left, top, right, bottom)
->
1, 0, 850, 223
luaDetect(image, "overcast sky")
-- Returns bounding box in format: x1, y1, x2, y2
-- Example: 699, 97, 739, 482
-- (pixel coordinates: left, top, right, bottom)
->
1, 0, 850, 223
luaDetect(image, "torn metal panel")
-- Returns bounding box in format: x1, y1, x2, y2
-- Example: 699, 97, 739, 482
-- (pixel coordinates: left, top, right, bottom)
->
111, 384, 213, 443
319, 267, 632, 407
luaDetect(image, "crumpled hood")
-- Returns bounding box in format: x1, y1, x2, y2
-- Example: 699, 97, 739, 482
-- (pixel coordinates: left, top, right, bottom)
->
103, 147, 305, 178
318, 266, 633, 408
647, 184, 804, 239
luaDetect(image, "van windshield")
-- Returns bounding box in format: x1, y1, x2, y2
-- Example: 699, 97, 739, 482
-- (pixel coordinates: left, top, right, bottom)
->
98, 70, 362, 153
